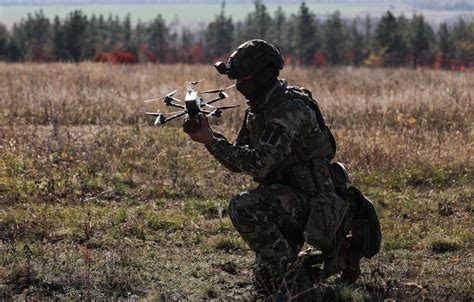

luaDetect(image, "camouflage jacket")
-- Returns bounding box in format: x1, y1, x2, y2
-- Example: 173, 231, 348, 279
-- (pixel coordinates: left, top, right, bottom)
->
206, 79, 334, 188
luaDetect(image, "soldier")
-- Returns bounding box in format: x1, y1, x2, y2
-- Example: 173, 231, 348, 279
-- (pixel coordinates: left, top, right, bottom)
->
184, 39, 380, 301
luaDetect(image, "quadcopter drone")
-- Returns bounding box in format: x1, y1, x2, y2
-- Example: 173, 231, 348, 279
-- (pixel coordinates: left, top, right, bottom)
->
144, 79, 239, 132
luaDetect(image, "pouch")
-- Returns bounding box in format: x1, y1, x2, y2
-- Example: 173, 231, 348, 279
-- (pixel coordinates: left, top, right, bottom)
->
341, 186, 382, 259
303, 192, 349, 253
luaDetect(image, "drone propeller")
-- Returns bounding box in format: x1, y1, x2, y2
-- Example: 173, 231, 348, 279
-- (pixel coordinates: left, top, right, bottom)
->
164, 97, 185, 108
218, 91, 229, 99
144, 112, 166, 125
188, 79, 205, 86
145, 109, 189, 125
144, 90, 178, 103
201, 84, 236, 94
209, 104, 240, 117
205, 93, 231, 106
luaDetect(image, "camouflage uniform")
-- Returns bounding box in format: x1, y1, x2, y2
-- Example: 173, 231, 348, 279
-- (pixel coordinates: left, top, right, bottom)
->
206, 79, 344, 300
206, 39, 381, 300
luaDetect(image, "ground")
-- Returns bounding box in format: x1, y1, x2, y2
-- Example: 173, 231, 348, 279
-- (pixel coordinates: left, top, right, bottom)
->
0, 63, 472, 300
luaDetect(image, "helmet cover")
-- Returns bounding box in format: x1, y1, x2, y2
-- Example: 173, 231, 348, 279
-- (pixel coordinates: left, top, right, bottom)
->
226, 39, 284, 79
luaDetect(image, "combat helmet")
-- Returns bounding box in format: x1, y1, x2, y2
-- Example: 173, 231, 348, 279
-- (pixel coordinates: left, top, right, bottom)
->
215, 39, 284, 79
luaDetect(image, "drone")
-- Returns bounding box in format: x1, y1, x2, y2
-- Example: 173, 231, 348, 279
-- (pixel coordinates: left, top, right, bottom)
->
144, 79, 239, 132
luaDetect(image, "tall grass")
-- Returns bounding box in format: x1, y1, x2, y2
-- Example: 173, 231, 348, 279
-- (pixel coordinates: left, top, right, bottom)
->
0, 63, 472, 300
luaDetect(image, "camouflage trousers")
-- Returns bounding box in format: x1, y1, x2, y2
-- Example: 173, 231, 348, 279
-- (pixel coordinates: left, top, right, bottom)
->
229, 183, 323, 300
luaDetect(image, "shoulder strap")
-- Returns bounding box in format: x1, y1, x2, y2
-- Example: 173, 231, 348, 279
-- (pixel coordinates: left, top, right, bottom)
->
235, 107, 250, 146
287, 86, 327, 131
287, 86, 337, 158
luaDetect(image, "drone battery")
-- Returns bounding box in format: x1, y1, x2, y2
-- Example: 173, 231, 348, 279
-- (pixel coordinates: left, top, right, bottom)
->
185, 90, 201, 118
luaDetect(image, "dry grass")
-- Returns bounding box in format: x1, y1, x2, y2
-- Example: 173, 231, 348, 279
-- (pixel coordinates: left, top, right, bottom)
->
0, 63, 473, 300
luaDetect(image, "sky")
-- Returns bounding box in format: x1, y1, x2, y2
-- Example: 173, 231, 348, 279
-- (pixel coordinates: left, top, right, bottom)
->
1, 0, 473, 28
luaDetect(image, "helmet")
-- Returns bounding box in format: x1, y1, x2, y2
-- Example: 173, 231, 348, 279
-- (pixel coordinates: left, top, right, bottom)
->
214, 39, 284, 79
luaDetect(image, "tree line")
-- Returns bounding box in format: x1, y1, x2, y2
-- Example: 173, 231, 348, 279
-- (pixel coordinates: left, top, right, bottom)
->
0, 1, 473, 69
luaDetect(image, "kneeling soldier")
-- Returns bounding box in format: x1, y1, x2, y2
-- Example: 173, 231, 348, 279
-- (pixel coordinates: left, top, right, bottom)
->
185, 39, 381, 301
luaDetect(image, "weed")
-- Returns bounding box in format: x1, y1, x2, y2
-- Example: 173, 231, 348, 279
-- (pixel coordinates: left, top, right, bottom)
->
430, 237, 463, 253
213, 235, 243, 252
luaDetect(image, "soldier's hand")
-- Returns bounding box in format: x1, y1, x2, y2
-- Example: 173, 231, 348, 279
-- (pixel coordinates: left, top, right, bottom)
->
184, 114, 214, 146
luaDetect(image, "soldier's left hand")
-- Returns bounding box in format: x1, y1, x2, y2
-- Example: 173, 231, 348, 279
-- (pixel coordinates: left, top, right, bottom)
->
185, 114, 214, 146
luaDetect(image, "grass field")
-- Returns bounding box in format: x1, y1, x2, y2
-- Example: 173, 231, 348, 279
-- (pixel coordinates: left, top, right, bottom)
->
0, 63, 473, 300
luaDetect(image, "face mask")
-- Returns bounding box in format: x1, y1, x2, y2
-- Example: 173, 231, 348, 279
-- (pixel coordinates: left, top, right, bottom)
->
236, 67, 279, 106
236, 77, 260, 103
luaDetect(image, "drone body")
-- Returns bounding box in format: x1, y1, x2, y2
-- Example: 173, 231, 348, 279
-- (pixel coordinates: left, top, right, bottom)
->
145, 80, 239, 132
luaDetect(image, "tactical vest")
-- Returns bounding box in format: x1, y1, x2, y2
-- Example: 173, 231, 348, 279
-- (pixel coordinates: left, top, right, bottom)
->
243, 84, 336, 191
243, 84, 382, 264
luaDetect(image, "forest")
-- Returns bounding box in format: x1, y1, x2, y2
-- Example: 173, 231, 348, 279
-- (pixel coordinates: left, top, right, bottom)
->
0, 1, 473, 69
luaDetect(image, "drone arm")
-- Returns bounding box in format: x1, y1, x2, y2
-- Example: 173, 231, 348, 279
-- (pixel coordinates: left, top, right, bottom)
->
165, 111, 188, 122
203, 96, 226, 106
167, 103, 186, 109
145, 109, 185, 116
200, 110, 212, 115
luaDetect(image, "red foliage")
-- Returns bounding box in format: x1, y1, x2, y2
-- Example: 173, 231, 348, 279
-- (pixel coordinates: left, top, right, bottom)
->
30, 47, 49, 62
95, 52, 114, 63
139, 45, 157, 63
95, 51, 136, 64
313, 51, 327, 67
284, 55, 292, 66
443, 59, 468, 71
434, 53, 442, 70
113, 51, 136, 63
186, 43, 206, 64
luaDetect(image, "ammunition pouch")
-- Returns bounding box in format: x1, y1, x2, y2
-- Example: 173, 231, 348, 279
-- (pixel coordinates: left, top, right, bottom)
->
303, 191, 349, 253
329, 161, 382, 259
302, 160, 381, 263
341, 186, 382, 259
303, 159, 348, 253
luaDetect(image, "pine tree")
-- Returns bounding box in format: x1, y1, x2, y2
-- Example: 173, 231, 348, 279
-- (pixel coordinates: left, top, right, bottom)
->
407, 14, 435, 66
375, 11, 407, 66
291, 2, 320, 65
181, 27, 193, 49
123, 14, 133, 52
349, 18, 365, 65
17, 10, 51, 61
81, 14, 101, 59
233, 21, 244, 48
62, 10, 88, 61
452, 19, 474, 66
6, 34, 22, 61
242, 0, 272, 41
0, 23, 8, 59
364, 15, 373, 50
271, 6, 287, 51
323, 11, 349, 64
147, 15, 170, 62
205, 2, 234, 60
51, 16, 65, 60
438, 23, 453, 67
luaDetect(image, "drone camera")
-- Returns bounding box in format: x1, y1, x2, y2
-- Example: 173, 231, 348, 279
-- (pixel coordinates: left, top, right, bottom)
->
214, 61, 228, 75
